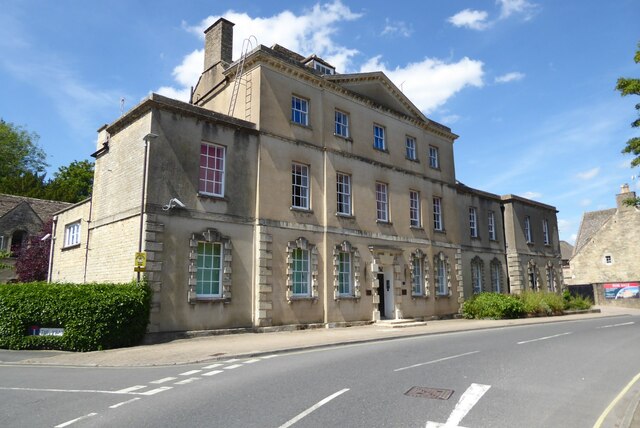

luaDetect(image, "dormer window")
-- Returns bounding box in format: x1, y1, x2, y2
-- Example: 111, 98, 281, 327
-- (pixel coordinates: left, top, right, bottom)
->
304, 57, 335, 75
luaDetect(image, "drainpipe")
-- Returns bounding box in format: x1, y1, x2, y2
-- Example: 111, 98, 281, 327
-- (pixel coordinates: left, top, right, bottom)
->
82, 197, 94, 283
138, 133, 158, 283
47, 216, 57, 282
500, 204, 511, 293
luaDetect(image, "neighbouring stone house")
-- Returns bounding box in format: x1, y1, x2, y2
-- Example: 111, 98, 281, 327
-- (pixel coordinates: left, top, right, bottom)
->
49, 18, 562, 334
567, 184, 640, 306
0, 193, 71, 283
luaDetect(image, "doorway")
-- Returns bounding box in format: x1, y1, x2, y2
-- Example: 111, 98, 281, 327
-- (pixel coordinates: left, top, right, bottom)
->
377, 273, 385, 318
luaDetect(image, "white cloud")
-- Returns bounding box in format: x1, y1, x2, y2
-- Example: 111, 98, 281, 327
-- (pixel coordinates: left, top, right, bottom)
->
161, 1, 362, 98
439, 114, 461, 125
522, 191, 542, 199
576, 167, 600, 180
381, 19, 413, 37
360, 56, 484, 114
497, 0, 538, 20
495, 71, 525, 83
579, 198, 592, 207
447, 9, 489, 30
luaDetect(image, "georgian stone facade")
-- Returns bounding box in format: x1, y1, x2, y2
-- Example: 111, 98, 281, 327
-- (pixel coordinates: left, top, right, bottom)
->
50, 19, 561, 334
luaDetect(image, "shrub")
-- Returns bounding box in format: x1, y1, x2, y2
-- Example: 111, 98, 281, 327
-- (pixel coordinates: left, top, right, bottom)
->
563, 290, 593, 310
0, 281, 151, 351
518, 291, 565, 316
462, 292, 526, 319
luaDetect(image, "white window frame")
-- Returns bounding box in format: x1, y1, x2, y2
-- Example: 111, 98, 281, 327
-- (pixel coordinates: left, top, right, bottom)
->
435, 255, 448, 296
336, 172, 352, 216
292, 163, 310, 209
373, 124, 386, 151
488, 211, 496, 241
291, 247, 311, 296
196, 241, 223, 298
337, 251, 352, 296
376, 182, 389, 222
433, 197, 443, 231
64, 221, 81, 247
469, 207, 478, 238
543, 219, 550, 245
524, 216, 532, 243
412, 255, 423, 295
199, 143, 225, 197
429, 146, 439, 169
335, 110, 349, 138
409, 190, 421, 227
405, 136, 417, 160
471, 259, 483, 294
291, 95, 309, 126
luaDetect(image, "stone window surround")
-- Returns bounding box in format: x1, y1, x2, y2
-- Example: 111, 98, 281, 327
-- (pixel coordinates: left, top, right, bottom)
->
546, 260, 556, 292
409, 249, 430, 298
63, 220, 81, 248
527, 259, 539, 291
434, 252, 452, 297
333, 240, 361, 300
188, 228, 232, 304
286, 237, 319, 302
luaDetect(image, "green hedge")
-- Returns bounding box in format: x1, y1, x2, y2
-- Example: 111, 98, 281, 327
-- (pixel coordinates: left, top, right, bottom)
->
462, 292, 526, 319
0, 281, 151, 351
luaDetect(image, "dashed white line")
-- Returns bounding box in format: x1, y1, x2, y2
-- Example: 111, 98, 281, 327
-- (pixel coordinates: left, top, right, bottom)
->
597, 322, 635, 329
138, 386, 173, 396
150, 377, 177, 384
203, 363, 223, 369
114, 385, 146, 394
394, 351, 480, 372
223, 358, 241, 363
278, 388, 350, 428
54, 413, 98, 427
109, 397, 141, 409
224, 364, 242, 370
174, 377, 200, 385
517, 332, 571, 345
202, 370, 224, 377
244, 358, 261, 364
261, 354, 278, 359
179, 369, 202, 376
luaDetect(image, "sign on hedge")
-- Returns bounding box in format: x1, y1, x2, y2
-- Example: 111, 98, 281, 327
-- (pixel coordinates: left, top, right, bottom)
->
29, 326, 64, 336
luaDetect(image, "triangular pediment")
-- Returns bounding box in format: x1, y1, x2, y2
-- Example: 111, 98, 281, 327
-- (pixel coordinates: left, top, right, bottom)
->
326, 72, 427, 122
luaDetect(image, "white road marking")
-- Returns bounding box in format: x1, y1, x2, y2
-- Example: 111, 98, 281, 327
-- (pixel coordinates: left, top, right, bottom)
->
597, 322, 635, 329
202, 370, 224, 377
0, 386, 137, 395
138, 386, 172, 396
426, 383, 491, 428
174, 377, 200, 385
394, 351, 480, 372
517, 332, 571, 345
593, 371, 640, 428
223, 358, 241, 363
244, 358, 261, 364
179, 369, 202, 376
203, 363, 223, 369
114, 385, 146, 393
109, 397, 141, 409
261, 354, 278, 359
150, 377, 177, 384
54, 413, 98, 427
278, 388, 350, 428
224, 364, 242, 369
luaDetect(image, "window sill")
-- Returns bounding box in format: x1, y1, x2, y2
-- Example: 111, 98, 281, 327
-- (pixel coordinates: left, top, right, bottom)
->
434, 229, 446, 234
291, 121, 312, 130
334, 134, 352, 142
410, 226, 424, 231
429, 166, 441, 171
470, 236, 480, 240
373, 147, 389, 153
411, 294, 429, 300
62, 243, 81, 251
336, 295, 358, 301
406, 157, 420, 163
291, 207, 313, 214
198, 193, 228, 202
288, 296, 318, 303
376, 220, 393, 225
192, 297, 230, 304
336, 213, 355, 219
435, 293, 450, 298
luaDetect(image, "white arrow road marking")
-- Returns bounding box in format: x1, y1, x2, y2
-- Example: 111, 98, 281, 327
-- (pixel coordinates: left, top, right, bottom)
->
278, 388, 350, 428
395, 351, 480, 372
426, 383, 491, 428
517, 332, 571, 345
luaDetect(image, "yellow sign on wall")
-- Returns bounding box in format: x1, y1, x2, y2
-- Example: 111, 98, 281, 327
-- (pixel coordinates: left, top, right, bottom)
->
134, 252, 146, 272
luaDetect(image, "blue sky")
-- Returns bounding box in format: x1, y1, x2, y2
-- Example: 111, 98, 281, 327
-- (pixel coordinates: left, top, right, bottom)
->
1, 0, 638, 244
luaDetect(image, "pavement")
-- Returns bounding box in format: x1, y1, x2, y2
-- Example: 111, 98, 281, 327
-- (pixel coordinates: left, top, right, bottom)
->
2, 305, 640, 427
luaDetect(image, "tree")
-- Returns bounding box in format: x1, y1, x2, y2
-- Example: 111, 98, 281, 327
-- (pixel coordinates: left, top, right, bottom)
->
616, 42, 640, 206
45, 160, 94, 203
0, 120, 48, 194
14, 219, 53, 282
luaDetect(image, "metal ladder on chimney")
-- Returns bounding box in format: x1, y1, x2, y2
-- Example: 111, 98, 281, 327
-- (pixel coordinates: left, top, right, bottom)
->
228, 36, 257, 118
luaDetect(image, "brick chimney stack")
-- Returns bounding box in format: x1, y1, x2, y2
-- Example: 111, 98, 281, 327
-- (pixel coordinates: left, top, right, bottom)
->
203, 18, 234, 71
616, 183, 636, 210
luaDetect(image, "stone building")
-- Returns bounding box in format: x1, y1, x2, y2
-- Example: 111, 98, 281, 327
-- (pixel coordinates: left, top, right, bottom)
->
49, 19, 562, 334
568, 184, 640, 287
0, 194, 70, 283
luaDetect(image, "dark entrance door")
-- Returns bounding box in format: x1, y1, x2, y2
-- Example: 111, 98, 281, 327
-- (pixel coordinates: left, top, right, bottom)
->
377, 273, 385, 318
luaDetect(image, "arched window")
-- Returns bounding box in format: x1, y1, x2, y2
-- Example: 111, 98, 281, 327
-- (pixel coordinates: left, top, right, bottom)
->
333, 241, 360, 299
434, 252, 451, 296
490, 259, 503, 293
471, 257, 484, 294
409, 249, 429, 297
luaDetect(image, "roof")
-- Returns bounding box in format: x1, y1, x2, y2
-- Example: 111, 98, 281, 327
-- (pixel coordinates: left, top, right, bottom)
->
573, 208, 616, 255
559, 240, 574, 260
0, 194, 71, 222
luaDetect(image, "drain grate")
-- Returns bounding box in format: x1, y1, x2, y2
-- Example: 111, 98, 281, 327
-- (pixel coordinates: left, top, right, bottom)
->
404, 386, 454, 400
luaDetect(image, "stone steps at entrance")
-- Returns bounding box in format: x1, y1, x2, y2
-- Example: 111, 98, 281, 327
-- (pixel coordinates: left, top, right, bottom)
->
375, 319, 428, 328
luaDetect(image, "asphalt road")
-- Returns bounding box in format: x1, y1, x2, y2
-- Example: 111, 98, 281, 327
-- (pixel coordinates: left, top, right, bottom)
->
1, 315, 639, 427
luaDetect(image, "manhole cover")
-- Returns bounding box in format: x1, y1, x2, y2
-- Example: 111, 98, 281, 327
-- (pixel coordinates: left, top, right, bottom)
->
404, 386, 454, 400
